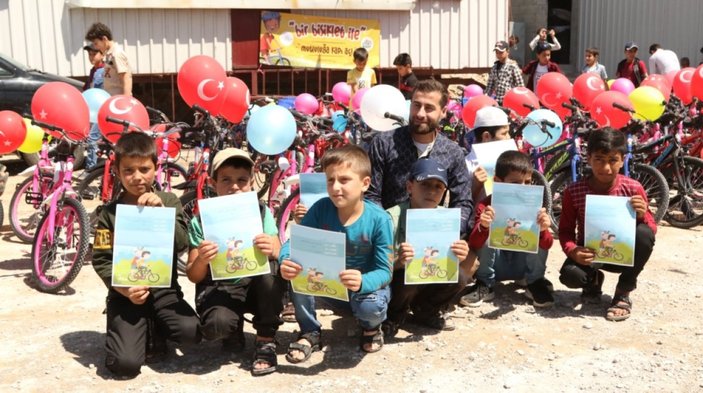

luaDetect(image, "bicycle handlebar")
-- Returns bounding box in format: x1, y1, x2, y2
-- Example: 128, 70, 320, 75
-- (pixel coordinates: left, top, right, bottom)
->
105, 116, 131, 127
561, 102, 578, 112
31, 120, 64, 132
192, 104, 210, 117
523, 103, 536, 111
384, 112, 406, 124
612, 102, 635, 114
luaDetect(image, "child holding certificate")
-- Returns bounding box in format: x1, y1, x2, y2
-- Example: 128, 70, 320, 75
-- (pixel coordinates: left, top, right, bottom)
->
279, 145, 393, 362
461, 151, 555, 308
186, 148, 284, 376
382, 158, 470, 338
91, 132, 200, 377
558, 128, 656, 321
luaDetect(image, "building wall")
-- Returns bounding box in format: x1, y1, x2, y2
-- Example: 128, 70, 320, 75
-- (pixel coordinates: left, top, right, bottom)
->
0, 0, 232, 78
510, 0, 548, 66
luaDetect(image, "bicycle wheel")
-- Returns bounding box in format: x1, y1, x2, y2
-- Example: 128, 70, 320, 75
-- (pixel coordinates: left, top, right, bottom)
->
158, 162, 188, 196
9, 176, 48, 243
629, 163, 669, 224
178, 186, 216, 272
437, 267, 448, 278
147, 272, 160, 283
418, 268, 430, 279
276, 188, 300, 243
663, 156, 703, 228
31, 197, 90, 293
0, 201, 4, 229
518, 238, 528, 248
531, 169, 552, 217
548, 170, 574, 234
225, 261, 237, 273
128, 271, 139, 282
325, 286, 337, 295
245, 259, 258, 271
613, 251, 624, 262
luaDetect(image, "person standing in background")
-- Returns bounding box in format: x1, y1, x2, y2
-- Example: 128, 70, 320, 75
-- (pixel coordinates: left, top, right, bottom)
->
85, 22, 132, 96
82, 43, 105, 171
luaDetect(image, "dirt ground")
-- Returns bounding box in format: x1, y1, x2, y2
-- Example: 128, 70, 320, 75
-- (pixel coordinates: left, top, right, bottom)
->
1, 157, 702, 393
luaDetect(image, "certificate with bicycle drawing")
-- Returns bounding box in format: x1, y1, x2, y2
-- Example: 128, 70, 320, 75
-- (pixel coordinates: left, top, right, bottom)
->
585, 195, 635, 267
112, 205, 175, 288
299, 173, 328, 208
289, 224, 348, 301
198, 191, 270, 280
471, 139, 518, 195
489, 183, 544, 254
404, 208, 461, 285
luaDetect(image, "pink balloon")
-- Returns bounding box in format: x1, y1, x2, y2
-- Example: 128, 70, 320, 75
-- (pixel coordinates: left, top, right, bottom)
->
177, 55, 227, 114
31, 81, 90, 141
672, 67, 695, 105
590, 91, 633, 129
464, 84, 484, 99
352, 87, 368, 111
294, 93, 319, 115
641, 74, 671, 102
610, 78, 636, 96
332, 82, 352, 104
691, 64, 703, 102
461, 95, 497, 128
0, 110, 27, 154
503, 87, 541, 117
573, 72, 606, 110
535, 72, 572, 111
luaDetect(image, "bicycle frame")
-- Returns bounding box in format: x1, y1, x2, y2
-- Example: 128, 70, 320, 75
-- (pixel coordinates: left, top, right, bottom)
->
43, 153, 78, 244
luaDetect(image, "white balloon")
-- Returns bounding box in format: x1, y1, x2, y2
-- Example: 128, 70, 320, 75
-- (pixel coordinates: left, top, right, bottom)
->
360, 85, 407, 131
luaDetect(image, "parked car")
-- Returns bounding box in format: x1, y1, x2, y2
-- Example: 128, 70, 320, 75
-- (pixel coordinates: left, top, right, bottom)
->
0, 53, 86, 167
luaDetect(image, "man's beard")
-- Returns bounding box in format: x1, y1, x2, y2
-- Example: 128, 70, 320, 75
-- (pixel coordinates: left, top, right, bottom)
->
410, 119, 439, 135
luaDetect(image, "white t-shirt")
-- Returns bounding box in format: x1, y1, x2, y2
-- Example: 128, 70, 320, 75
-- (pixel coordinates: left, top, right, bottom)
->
533, 64, 549, 91
413, 141, 432, 158
649, 49, 680, 75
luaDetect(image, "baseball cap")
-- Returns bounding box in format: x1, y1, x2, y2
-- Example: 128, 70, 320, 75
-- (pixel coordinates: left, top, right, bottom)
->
494, 41, 509, 52
410, 158, 448, 187
473, 106, 509, 130
83, 43, 99, 52
624, 41, 638, 51
210, 148, 255, 176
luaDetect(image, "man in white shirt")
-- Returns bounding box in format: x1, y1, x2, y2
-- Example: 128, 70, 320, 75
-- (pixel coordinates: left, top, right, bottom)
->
648, 44, 680, 75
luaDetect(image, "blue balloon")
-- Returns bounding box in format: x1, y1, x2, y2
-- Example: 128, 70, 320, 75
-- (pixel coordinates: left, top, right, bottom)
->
246, 105, 296, 155
331, 110, 347, 133
82, 88, 111, 123
523, 109, 563, 148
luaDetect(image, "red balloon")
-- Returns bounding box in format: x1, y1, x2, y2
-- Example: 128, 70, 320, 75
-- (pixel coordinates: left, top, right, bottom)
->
0, 110, 28, 154
461, 95, 497, 128
536, 72, 572, 110
177, 55, 227, 113
97, 95, 150, 144
690, 64, 703, 102
665, 70, 678, 87
503, 87, 540, 117
214, 77, 250, 123
31, 82, 89, 141
152, 123, 181, 159
573, 72, 606, 110
672, 67, 695, 105
641, 74, 671, 102
590, 91, 633, 129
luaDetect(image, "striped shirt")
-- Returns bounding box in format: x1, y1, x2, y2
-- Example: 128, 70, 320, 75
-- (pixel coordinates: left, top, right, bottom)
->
559, 175, 657, 256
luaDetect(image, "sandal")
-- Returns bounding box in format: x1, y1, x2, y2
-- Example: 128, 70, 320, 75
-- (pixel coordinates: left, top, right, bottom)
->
281, 302, 297, 323
285, 331, 321, 364
360, 327, 384, 353
606, 294, 632, 322
251, 340, 277, 376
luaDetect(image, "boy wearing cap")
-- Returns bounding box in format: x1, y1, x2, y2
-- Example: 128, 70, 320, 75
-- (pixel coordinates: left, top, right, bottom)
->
461, 151, 554, 308
522, 41, 563, 92
465, 106, 512, 203
382, 158, 470, 337
485, 40, 524, 104
186, 148, 284, 376
616, 42, 648, 87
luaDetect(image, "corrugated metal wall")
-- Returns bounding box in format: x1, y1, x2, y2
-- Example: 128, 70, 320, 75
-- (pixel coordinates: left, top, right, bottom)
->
577, 0, 703, 77
294, 0, 510, 69
0, 0, 232, 77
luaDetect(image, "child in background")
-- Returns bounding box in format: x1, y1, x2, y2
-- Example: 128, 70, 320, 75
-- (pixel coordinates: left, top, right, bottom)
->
91, 132, 200, 377
279, 144, 393, 363
558, 128, 656, 321
461, 151, 554, 308
582, 47, 608, 80
523, 42, 563, 92
347, 47, 377, 100
528, 27, 561, 52
393, 53, 418, 100
382, 158, 470, 338
186, 148, 284, 376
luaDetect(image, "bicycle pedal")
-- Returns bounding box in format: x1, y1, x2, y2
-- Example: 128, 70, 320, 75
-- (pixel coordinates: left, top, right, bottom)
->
24, 192, 44, 205
81, 192, 95, 200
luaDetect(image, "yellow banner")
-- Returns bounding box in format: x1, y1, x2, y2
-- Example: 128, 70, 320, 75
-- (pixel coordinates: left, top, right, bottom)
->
259, 11, 380, 69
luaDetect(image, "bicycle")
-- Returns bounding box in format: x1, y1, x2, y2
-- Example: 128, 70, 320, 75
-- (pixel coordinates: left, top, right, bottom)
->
29, 120, 91, 293
418, 263, 448, 279
306, 280, 337, 296
128, 265, 161, 283
225, 256, 258, 273
501, 233, 529, 248
597, 246, 624, 262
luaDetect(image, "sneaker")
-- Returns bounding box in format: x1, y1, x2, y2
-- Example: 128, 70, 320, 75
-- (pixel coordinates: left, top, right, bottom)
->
413, 312, 455, 331
581, 270, 604, 304
459, 282, 495, 307
525, 278, 555, 308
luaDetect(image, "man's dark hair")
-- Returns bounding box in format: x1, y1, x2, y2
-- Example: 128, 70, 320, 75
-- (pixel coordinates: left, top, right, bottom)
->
585, 47, 600, 58
353, 48, 369, 62
587, 128, 627, 156
212, 157, 253, 181
495, 150, 532, 179
85, 22, 113, 41
114, 132, 157, 168
411, 79, 449, 108
649, 43, 661, 54
393, 53, 412, 67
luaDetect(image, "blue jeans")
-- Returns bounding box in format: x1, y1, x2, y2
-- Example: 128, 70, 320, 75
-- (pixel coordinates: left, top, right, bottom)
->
85, 122, 101, 170
475, 245, 549, 288
291, 285, 390, 334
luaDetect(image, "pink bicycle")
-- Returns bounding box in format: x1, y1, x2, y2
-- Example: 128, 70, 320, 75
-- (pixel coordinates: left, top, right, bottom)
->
28, 120, 90, 293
